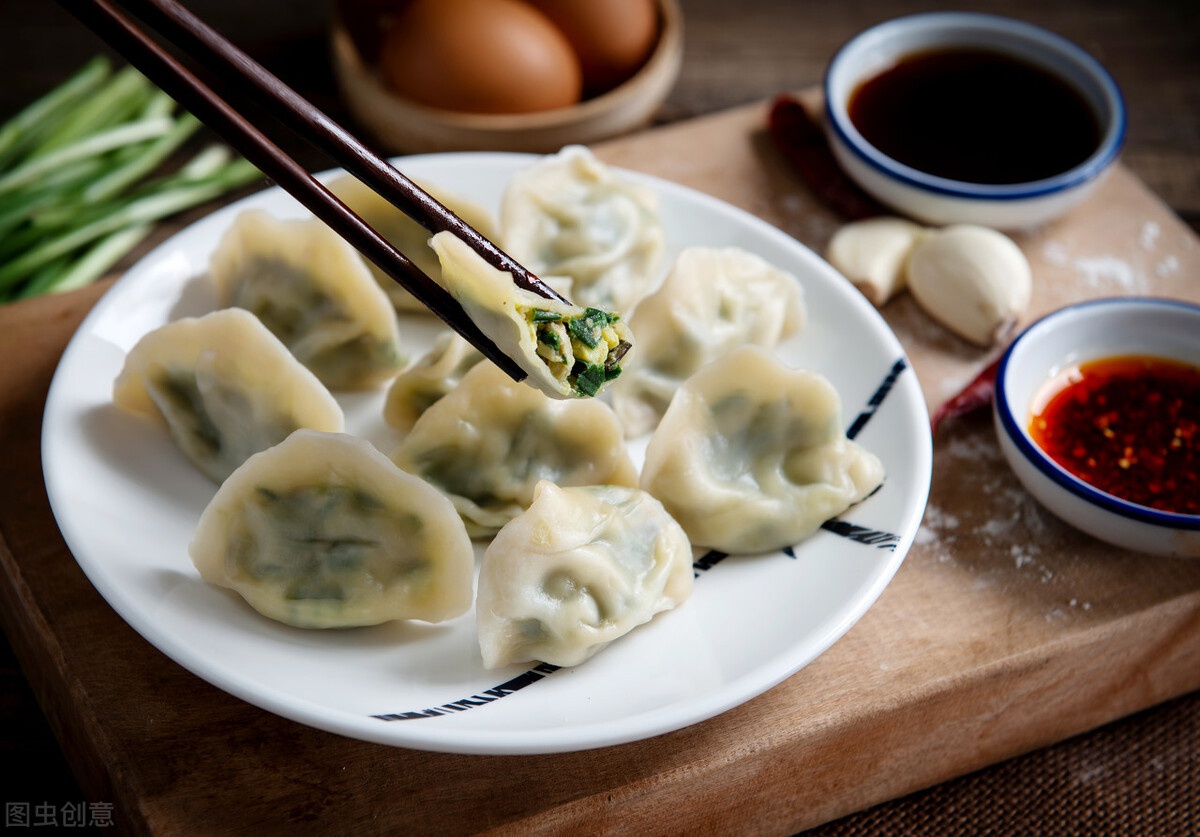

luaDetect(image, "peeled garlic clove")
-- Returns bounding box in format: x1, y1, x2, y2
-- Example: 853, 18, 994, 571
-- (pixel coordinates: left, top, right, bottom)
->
905, 224, 1032, 347
826, 217, 927, 306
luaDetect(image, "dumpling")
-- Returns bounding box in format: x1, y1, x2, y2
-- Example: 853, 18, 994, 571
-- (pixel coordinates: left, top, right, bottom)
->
391, 360, 638, 537
430, 230, 632, 399
499, 145, 664, 313
612, 246, 807, 436
325, 173, 503, 313
189, 429, 474, 628
477, 480, 694, 669
112, 308, 344, 483
382, 332, 483, 432
640, 345, 885, 554
209, 208, 405, 390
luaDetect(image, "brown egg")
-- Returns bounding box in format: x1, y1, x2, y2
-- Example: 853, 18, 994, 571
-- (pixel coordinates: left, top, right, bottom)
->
379, 0, 583, 115
528, 0, 660, 95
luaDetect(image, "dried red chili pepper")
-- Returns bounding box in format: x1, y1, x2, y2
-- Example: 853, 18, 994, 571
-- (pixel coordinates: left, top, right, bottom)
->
766, 93, 887, 221
930, 355, 1001, 435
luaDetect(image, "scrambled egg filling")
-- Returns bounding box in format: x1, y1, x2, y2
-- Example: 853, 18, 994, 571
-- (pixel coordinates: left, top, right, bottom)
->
528, 306, 631, 397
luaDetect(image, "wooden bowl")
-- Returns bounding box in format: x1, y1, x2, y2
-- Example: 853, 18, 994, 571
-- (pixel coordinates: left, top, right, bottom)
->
331, 0, 683, 154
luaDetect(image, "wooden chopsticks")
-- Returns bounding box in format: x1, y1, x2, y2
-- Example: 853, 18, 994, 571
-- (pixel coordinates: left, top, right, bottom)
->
56, 0, 567, 383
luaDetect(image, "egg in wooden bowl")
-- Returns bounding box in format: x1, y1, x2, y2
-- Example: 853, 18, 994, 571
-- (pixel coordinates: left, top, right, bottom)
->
331, 0, 683, 153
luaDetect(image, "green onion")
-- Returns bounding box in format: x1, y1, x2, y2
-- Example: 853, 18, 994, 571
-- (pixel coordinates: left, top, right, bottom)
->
566, 307, 614, 348
572, 363, 607, 397
0, 57, 263, 302
32, 64, 155, 155
0, 157, 260, 293
16, 224, 153, 299
0, 56, 111, 168
0, 116, 175, 196
82, 112, 201, 204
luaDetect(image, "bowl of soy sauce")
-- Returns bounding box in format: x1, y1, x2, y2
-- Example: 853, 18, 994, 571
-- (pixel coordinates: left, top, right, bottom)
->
824, 13, 1125, 230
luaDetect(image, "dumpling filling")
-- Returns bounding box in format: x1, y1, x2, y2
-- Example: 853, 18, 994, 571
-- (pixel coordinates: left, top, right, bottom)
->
431, 230, 633, 399
528, 305, 631, 397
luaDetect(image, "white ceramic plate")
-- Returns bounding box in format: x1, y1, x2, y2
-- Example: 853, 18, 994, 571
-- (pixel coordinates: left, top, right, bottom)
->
42, 153, 931, 755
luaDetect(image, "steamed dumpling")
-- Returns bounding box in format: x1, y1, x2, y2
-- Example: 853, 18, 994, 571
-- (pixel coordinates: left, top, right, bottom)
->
325, 173, 503, 313
382, 332, 483, 432
209, 209, 405, 390
430, 230, 632, 399
112, 308, 344, 483
477, 480, 694, 669
190, 429, 474, 628
612, 246, 807, 436
499, 145, 664, 312
641, 345, 885, 553
391, 360, 637, 537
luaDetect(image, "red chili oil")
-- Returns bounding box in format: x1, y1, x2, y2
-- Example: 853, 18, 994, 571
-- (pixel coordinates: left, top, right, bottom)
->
1028, 355, 1200, 515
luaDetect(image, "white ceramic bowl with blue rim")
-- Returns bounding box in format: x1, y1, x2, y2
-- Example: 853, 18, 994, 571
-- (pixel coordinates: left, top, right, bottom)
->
823, 12, 1126, 230
993, 297, 1200, 557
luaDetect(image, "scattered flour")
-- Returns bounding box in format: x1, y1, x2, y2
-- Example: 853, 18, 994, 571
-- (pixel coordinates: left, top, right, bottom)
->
916, 426, 1094, 623
1042, 241, 1071, 267
779, 192, 808, 216
1156, 254, 1180, 278
1040, 241, 1149, 293
1073, 255, 1144, 292
944, 431, 1004, 464
1139, 220, 1161, 251
922, 504, 960, 532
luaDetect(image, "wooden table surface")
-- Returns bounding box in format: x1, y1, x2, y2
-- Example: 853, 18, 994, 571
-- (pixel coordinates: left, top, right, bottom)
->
3, 0, 1198, 833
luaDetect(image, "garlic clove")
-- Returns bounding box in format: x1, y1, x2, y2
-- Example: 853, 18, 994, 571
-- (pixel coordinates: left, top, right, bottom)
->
826, 217, 927, 306
905, 224, 1032, 347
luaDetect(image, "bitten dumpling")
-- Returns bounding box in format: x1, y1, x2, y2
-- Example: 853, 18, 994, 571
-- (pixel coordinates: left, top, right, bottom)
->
499, 145, 664, 313
382, 331, 483, 432
112, 308, 344, 483
209, 208, 405, 390
640, 345, 885, 554
391, 361, 638, 537
325, 173, 503, 313
430, 230, 632, 399
189, 429, 474, 628
612, 246, 807, 436
477, 480, 694, 669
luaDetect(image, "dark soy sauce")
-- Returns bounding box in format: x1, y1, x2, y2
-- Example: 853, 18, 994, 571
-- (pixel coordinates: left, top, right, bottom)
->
848, 48, 1102, 184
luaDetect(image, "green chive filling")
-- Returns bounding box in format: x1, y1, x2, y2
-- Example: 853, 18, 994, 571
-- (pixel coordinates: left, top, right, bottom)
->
567, 307, 614, 349
526, 305, 629, 397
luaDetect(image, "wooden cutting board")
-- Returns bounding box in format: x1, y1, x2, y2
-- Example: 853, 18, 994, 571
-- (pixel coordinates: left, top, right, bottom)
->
2, 100, 1199, 836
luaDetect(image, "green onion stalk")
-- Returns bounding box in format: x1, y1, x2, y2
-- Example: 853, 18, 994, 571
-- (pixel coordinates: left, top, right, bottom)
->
0, 56, 263, 301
